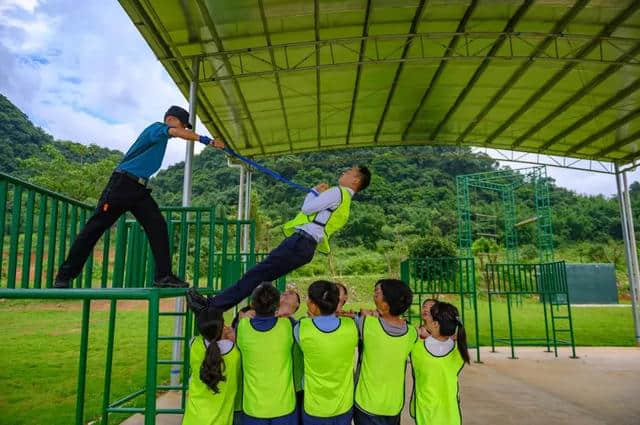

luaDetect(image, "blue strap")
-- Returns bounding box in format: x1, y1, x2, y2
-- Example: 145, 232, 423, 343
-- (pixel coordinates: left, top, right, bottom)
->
223, 146, 317, 196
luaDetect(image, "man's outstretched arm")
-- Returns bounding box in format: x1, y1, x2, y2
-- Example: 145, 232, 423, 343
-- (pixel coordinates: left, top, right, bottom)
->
168, 127, 225, 149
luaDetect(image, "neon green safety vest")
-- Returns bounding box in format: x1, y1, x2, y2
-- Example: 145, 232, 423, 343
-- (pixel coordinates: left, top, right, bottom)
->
292, 341, 304, 393
410, 338, 465, 425
236, 318, 296, 418
298, 317, 358, 417
282, 187, 352, 253
355, 317, 417, 416
183, 336, 241, 425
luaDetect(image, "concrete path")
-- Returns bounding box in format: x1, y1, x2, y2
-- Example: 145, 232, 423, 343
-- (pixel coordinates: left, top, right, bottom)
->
122, 347, 640, 425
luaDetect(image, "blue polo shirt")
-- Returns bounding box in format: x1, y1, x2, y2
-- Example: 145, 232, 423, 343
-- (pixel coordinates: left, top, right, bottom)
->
116, 122, 172, 179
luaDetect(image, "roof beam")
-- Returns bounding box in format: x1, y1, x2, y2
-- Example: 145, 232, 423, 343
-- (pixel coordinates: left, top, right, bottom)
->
454, 1, 589, 145
373, 0, 428, 143
345, 0, 372, 145
518, 40, 640, 150
598, 128, 640, 158
194, 0, 265, 154
481, 1, 640, 147
401, 0, 478, 141
257, 0, 293, 152
568, 106, 640, 155
429, 0, 533, 141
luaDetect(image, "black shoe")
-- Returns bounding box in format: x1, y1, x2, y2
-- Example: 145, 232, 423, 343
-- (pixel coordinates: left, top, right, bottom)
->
53, 278, 70, 289
153, 274, 190, 288
186, 288, 208, 314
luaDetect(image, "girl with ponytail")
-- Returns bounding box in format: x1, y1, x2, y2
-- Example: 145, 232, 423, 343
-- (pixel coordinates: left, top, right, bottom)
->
183, 308, 241, 425
410, 301, 470, 425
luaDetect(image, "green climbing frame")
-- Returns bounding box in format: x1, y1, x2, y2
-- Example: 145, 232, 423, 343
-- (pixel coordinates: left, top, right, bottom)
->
456, 166, 554, 264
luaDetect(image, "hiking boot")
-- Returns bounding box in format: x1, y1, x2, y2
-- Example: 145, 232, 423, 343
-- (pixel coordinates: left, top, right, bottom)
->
53, 278, 70, 289
186, 287, 208, 314
153, 274, 189, 288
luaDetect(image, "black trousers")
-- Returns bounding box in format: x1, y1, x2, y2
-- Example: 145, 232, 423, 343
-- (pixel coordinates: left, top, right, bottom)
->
353, 407, 401, 425
209, 232, 317, 311
56, 172, 171, 281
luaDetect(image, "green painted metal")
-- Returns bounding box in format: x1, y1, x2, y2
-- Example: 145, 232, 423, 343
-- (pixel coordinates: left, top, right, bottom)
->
75, 299, 91, 425
0, 180, 7, 280
400, 257, 480, 363
34, 195, 47, 288
45, 199, 58, 288
7, 184, 23, 288
457, 166, 553, 264
21, 190, 35, 288
101, 300, 117, 425
486, 261, 576, 358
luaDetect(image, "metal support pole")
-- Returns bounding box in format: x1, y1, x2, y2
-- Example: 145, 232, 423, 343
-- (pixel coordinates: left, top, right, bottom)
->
243, 170, 252, 253
623, 171, 640, 346
238, 166, 245, 222
615, 165, 640, 346
171, 56, 200, 386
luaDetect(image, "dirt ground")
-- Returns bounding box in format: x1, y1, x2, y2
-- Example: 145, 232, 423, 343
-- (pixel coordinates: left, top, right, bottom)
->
121, 347, 640, 425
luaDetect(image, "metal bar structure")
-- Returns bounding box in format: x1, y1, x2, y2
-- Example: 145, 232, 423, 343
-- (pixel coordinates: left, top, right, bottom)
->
456, 166, 553, 264
0, 172, 256, 291
159, 32, 640, 82
400, 257, 481, 363
615, 166, 640, 346
171, 55, 200, 387
486, 261, 577, 358
0, 288, 218, 424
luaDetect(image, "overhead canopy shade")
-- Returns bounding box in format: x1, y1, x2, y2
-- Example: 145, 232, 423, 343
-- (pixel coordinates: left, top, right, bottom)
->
118, 0, 640, 165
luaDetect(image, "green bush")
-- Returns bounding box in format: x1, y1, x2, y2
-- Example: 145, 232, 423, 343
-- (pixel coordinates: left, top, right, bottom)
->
408, 236, 457, 259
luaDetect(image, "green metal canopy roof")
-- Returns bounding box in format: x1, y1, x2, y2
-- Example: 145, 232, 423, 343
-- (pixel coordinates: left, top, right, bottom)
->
118, 0, 640, 165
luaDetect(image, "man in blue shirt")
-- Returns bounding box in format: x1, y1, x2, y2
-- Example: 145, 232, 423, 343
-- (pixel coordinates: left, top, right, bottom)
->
54, 106, 225, 288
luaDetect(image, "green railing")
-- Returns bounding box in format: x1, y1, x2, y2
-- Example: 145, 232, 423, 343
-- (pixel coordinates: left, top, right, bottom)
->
0, 172, 261, 289
400, 257, 480, 362
0, 287, 210, 425
486, 261, 577, 358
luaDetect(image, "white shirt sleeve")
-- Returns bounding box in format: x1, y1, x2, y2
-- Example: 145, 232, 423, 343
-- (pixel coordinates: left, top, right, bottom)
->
300, 187, 341, 215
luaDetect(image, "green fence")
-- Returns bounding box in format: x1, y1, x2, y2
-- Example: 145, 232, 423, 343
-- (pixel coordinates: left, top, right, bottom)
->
486, 261, 577, 358
0, 172, 263, 289
400, 257, 480, 362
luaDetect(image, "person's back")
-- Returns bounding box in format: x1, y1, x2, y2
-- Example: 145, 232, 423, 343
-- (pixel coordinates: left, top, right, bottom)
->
183, 309, 239, 425
236, 283, 296, 423
355, 280, 416, 422
410, 301, 470, 425
296, 280, 358, 424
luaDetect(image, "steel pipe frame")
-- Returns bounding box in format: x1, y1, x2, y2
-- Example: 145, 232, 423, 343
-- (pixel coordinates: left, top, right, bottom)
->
615, 166, 640, 346
481, 1, 640, 148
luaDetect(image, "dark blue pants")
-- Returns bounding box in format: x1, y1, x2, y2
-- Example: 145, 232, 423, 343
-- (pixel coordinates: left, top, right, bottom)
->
353, 407, 400, 425
209, 232, 317, 310
242, 410, 298, 425
302, 408, 352, 425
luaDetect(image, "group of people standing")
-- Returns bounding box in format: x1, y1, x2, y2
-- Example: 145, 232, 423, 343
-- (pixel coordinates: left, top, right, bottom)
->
184, 280, 470, 425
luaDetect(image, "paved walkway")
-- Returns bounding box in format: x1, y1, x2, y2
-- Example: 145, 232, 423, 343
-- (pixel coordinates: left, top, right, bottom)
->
122, 347, 640, 425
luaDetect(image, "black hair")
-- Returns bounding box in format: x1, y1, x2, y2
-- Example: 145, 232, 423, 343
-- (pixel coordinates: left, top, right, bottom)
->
356, 165, 371, 192
231, 305, 253, 329
308, 280, 339, 315
250, 282, 280, 316
196, 308, 226, 393
377, 279, 413, 316
336, 282, 348, 296
430, 301, 470, 364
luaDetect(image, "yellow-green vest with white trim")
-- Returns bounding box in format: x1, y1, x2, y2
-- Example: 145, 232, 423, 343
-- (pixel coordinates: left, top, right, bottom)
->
410, 338, 465, 425
282, 187, 352, 253
183, 336, 241, 425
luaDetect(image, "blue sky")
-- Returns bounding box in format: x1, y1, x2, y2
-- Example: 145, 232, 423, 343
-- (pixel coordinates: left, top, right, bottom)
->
0, 0, 637, 196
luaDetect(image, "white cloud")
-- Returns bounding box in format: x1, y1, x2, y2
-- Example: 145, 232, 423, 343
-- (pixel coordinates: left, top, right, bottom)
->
0, 0, 210, 176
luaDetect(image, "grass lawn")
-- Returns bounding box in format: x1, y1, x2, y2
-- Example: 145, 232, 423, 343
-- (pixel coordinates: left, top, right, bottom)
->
0, 286, 635, 425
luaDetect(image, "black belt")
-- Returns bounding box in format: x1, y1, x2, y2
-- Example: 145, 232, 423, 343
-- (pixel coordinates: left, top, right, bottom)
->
295, 229, 317, 243
114, 170, 148, 187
